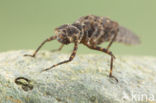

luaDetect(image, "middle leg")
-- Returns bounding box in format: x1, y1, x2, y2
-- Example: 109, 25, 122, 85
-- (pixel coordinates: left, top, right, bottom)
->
41, 42, 78, 72
51, 44, 64, 52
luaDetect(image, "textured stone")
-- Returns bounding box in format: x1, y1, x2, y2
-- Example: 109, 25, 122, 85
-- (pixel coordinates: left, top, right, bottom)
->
0, 50, 156, 103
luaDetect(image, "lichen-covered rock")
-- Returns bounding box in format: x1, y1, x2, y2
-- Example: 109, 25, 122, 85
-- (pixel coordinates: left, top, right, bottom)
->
0, 50, 156, 103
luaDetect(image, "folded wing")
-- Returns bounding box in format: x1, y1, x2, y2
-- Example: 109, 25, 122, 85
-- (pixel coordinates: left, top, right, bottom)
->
115, 26, 140, 45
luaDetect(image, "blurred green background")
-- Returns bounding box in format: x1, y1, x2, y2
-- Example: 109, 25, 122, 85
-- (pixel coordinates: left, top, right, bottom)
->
0, 0, 156, 56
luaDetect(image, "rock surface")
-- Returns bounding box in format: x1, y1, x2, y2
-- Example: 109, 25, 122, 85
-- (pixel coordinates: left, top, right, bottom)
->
0, 50, 156, 103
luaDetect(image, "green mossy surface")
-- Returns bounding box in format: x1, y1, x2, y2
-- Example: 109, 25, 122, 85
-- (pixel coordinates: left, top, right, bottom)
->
0, 50, 156, 103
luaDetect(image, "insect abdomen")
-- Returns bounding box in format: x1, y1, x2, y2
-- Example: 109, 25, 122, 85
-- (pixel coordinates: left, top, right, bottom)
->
74, 15, 140, 45
115, 26, 140, 45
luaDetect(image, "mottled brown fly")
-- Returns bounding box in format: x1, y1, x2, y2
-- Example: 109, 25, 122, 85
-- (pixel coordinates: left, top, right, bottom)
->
24, 15, 140, 82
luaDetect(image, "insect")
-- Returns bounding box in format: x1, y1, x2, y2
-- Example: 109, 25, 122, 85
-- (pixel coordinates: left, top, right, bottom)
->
24, 15, 140, 82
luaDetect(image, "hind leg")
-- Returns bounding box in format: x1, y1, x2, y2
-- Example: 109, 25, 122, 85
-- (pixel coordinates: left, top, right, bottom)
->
106, 32, 118, 50
86, 44, 118, 82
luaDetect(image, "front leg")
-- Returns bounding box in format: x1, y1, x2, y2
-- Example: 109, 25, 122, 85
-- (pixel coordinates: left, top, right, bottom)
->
24, 35, 57, 57
41, 41, 78, 72
86, 44, 118, 82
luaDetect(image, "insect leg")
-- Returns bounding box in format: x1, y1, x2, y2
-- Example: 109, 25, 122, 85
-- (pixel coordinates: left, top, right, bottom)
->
85, 31, 89, 42
92, 31, 104, 45
24, 35, 57, 57
78, 33, 84, 43
51, 44, 64, 52
106, 32, 118, 50
88, 28, 98, 45
41, 41, 78, 72
86, 45, 118, 82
